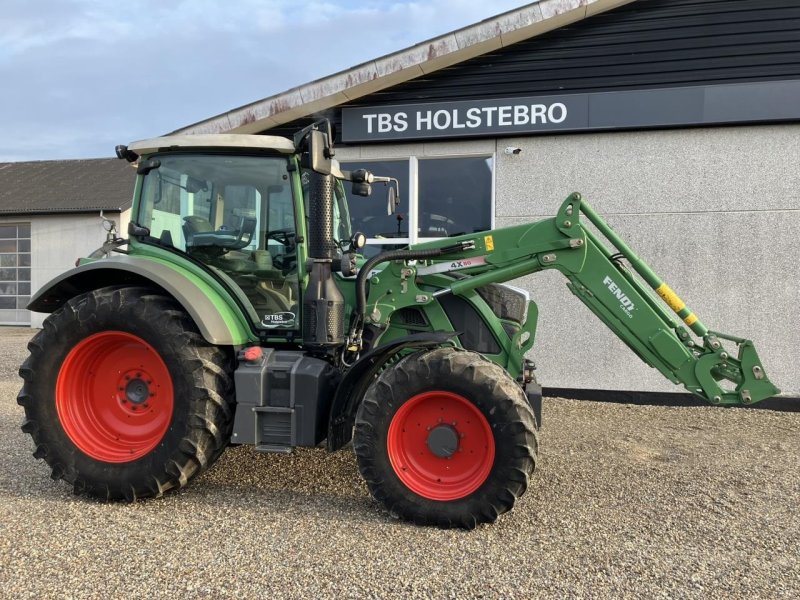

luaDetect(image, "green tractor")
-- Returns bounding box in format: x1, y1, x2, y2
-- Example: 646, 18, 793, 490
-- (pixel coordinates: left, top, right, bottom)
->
18, 122, 779, 528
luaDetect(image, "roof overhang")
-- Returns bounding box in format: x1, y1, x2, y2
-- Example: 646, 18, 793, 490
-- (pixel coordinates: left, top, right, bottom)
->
129, 134, 295, 155
173, 0, 637, 136
0, 207, 128, 216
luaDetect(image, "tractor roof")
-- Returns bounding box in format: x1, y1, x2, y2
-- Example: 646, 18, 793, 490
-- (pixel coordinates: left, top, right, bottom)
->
128, 134, 295, 155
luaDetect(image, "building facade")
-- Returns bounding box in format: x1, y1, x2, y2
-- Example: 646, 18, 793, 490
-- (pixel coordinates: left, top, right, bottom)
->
0, 159, 135, 327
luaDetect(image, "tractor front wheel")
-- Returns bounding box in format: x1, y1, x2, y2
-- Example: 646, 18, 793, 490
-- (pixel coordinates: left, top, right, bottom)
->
18, 286, 235, 500
354, 347, 538, 528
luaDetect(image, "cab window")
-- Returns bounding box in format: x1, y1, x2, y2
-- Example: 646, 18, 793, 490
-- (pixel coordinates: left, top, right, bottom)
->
136, 154, 300, 331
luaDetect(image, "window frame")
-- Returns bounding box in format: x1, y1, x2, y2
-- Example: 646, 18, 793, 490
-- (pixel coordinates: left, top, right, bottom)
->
415, 153, 496, 241
340, 151, 495, 249
0, 221, 31, 325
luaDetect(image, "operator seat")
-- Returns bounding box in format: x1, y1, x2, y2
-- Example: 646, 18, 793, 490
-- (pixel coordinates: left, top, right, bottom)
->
182, 216, 213, 246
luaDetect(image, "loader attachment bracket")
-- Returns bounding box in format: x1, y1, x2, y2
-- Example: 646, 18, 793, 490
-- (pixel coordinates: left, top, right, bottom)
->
692, 333, 779, 405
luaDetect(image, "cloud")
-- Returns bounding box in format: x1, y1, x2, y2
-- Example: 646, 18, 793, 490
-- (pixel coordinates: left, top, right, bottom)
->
0, 0, 526, 161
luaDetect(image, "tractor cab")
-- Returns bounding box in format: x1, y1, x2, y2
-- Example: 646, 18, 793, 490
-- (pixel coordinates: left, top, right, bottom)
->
127, 134, 354, 335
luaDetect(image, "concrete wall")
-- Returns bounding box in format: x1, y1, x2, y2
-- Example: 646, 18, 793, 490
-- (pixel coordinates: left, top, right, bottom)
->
19, 210, 131, 328
495, 124, 799, 396
339, 123, 798, 396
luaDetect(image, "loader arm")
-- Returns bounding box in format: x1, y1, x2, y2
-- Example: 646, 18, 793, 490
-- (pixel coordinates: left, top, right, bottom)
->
406, 193, 779, 406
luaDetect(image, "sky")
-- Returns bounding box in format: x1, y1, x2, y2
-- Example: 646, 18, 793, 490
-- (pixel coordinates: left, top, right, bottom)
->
0, 0, 529, 162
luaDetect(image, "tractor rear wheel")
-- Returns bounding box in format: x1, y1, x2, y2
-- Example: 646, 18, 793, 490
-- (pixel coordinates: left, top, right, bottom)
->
354, 347, 538, 528
18, 286, 235, 500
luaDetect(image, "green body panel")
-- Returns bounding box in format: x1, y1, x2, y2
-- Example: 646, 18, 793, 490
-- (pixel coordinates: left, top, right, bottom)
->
125, 242, 257, 344
288, 156, 310, 293
366, 263, 537, 378
29, 253, 255, 345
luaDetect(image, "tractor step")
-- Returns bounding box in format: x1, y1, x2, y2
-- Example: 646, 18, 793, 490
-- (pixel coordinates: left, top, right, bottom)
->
255, 406, 293, 447
255, 444, 292, 454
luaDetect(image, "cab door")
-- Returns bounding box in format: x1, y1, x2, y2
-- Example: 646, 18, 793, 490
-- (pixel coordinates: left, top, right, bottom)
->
255, 182, 301, 330
136, 153, 303, 335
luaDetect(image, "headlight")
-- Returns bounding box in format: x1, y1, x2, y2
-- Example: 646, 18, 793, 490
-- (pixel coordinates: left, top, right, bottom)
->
475, 283, 530, 325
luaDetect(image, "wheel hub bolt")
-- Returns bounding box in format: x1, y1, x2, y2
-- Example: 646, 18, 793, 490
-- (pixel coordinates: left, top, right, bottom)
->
427, 424, 460, 458
125, 378, 151, 405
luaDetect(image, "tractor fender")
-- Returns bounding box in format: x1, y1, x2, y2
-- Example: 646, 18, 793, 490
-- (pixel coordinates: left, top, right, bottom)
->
326, 331, 457, 452
27, 256, 254, 345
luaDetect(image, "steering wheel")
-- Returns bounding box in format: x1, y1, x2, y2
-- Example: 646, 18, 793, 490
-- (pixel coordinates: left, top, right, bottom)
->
266, 229, 298, 274
266, 229, 296, 247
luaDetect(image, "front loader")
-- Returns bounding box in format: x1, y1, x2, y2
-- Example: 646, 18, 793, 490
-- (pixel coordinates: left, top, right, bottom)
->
18, 122, 780, 528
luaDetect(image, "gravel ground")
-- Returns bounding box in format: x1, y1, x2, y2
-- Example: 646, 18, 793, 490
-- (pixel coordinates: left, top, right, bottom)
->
1, 327, 798, 599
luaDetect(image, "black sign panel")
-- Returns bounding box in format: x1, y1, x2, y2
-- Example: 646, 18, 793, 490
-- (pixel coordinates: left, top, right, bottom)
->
341, 81, 800, 143
342, 94, 589, 142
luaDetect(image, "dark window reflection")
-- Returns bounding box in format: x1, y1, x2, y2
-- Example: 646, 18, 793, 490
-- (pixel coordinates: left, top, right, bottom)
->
340, 160, 409, 240
418, 157, 492, 238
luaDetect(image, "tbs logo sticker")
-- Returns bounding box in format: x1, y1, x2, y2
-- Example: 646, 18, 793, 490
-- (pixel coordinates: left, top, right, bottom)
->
261, 312, 296, 328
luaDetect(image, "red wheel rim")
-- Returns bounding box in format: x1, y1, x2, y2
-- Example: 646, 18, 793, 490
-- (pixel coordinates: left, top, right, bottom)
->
387, 391, 495, 501
56, 331, 174, 463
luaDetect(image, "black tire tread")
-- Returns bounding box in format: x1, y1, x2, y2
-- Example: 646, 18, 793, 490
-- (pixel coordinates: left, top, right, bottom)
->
354, 347, 538, 529
18, 286, 235, 502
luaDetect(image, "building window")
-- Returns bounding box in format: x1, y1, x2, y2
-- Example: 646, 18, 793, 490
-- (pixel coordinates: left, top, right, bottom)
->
340, 154, 493, 254
342, 160, 410, 256
418, 156, 493, 238
0, 223, 31, 325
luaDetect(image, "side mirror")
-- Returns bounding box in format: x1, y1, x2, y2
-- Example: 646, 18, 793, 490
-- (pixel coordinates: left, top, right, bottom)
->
387, 186, 397, 216
294, 120, 335, 176
306, 129, 332, 175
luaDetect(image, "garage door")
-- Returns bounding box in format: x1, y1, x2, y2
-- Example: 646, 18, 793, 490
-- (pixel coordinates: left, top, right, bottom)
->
0, 223, 31, 325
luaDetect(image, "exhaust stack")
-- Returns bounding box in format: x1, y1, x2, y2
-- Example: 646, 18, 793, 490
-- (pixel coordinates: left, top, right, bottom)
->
303, 171, 344, 349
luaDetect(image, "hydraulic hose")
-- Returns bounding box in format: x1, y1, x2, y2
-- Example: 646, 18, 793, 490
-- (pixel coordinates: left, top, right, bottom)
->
349, 242, 473, 343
